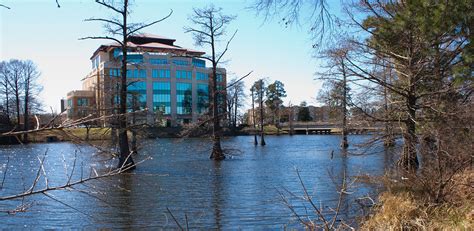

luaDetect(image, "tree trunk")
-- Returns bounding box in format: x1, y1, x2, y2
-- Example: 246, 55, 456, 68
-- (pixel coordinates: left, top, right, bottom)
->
398, 94, 419, 171
111, 126, 117, 146
4, 83, 9, 119
14, 78, 20, 126
251, 88, 258, 145
23, 87, 29, 143
209, 26, 224, 160
341, 60, 348, 148
131, 98, 137, 154
259, 88, 265, 146
117, 0, 135, 170
383, 60, 395, 146
233, 90, 238, 130
85, 126, 90, 141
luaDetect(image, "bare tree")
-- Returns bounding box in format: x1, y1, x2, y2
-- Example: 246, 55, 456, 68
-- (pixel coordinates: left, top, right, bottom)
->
250, 86, 258, 145
184, 5, 237, 160
0, 61, 11, 119
6, 60, 23, 126
226, 77, 246, 131
252, 79, 266, 146
81, 0, 172, 169
22, 60, 41, 142
317, 46, 351, 148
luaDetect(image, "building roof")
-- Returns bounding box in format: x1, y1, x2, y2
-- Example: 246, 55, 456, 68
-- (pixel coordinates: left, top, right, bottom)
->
90, 33, 205, 59
132, 33, 176, 42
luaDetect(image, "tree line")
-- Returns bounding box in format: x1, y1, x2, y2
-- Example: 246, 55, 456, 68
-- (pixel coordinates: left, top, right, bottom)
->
0, 59, 42, 142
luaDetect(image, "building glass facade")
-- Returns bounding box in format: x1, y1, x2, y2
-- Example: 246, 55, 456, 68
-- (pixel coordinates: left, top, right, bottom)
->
176, 82, 192, 115
196, 72, 208, 81
152, 69, 170, 78
192, 58, 205, 67
173, 60, 189, 66
176, 70, 192, 80
150, 58, 168, 65
197, 84, 209, 113
128, 81, 147, 109
153, 82, 171, 114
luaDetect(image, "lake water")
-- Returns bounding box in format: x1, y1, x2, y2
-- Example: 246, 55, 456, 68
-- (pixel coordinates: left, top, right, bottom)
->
0, 135, 395, 229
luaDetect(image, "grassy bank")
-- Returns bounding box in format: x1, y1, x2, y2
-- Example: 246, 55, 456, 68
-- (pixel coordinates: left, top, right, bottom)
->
361, 170, 473, 230
28, 127, 111, 142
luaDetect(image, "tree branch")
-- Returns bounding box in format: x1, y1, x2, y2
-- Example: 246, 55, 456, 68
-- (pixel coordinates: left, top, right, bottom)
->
84, 18, 123, 28
127, 9, 173, 36
216, 29, 238, 64
79, 36, 124, 46
94, 0, 124, 15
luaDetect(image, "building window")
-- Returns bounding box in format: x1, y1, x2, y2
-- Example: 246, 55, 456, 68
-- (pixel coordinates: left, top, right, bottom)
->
140, 70, 146, 78
152, 69, 170, 78
127, 81, 147, 110
67, 99, 72, 107
192, 58, 205, 68
196, 72, 208, 81
176, 82, 192, 115
126, 69, 146, 78
77, 98, 89, 106
217, 74, 224, 83
109, 68, 121, 77
113, 48, 121, 58
127, 54, 143, 63
176, 70, 192, 80
197, 84, 209, 114
92, 56, 100, 69
173, 60, 189, 66
153, 82, 171, 114
150, 58, 168, 65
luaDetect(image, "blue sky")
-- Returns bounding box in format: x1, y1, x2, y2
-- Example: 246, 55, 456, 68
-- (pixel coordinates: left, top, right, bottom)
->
1, 0, 328, 112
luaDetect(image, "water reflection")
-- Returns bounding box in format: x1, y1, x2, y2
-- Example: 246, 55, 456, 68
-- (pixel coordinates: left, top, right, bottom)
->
211, 161, 223, 230
0, 135, 390, 229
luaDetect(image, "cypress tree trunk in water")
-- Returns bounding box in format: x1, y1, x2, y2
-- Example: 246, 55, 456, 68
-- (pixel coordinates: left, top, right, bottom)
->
209, 45, 224, 160
259, 88, 265, 146
251, 88, 258, 145
211, 136, 225, 160
117, 0, 135, 170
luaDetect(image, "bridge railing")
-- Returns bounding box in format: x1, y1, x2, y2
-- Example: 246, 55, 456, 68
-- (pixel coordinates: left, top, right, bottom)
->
279, 122, 338, 129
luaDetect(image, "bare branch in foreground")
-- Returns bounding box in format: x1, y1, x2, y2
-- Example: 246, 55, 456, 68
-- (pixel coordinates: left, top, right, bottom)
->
278, 168, 356, 230
0, 152, 150, 201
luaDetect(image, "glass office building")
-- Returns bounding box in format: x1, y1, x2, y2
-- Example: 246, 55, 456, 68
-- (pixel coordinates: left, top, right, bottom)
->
67, 33, 226, 126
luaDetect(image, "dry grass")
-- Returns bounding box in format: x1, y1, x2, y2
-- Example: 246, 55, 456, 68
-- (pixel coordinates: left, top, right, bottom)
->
361, 170, 474, 230
28, 128, 111, 142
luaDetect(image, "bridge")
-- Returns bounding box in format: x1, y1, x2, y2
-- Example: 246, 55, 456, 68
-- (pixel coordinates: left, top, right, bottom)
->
279, 122, 382, 135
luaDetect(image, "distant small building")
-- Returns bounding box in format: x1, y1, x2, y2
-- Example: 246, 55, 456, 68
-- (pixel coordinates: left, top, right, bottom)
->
66, 90, 96, 120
